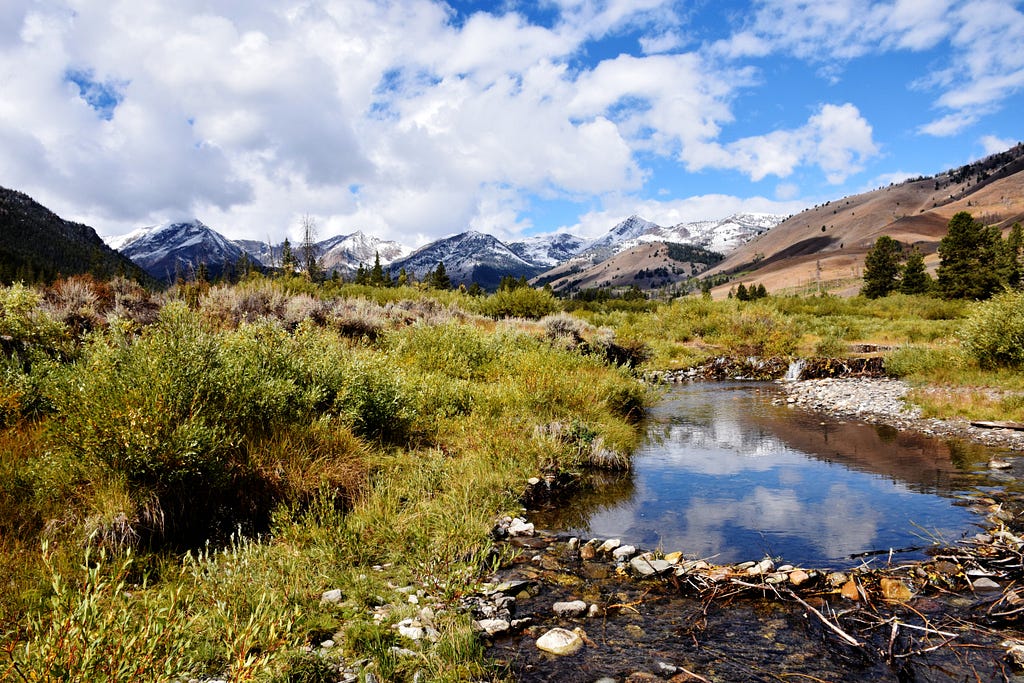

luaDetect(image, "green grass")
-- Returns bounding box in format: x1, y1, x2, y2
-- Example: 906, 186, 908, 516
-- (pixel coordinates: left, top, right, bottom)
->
3, 276, 1024, 680
0, 280, 649, 682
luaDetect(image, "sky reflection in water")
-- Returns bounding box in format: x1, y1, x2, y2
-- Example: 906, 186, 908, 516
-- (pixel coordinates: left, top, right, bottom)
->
544, 383, 995, 568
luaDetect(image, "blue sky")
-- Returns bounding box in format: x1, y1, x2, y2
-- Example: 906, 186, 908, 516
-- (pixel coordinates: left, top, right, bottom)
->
0, 1, 1021, 246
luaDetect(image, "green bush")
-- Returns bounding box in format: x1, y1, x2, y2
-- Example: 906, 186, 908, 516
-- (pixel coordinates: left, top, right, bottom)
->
475, 287, 558, 319
884, 345, 957, 378
388, 322, 496, 380
960, 289, 1024, 369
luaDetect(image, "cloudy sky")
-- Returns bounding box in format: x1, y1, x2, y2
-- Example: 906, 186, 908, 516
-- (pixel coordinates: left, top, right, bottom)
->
1, 1, 1022, 246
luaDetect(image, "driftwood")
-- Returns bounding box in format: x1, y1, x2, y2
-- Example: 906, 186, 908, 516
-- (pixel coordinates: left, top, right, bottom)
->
972, 420, 1024, 432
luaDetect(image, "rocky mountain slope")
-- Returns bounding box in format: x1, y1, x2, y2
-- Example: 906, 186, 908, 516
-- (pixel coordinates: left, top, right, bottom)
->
707, 143, 1024, 296
110, 220, 259, 283
390, 231, 544, 290
0, 186, 151, 285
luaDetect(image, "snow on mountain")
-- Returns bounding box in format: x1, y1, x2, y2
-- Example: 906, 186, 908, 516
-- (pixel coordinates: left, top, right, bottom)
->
508, 232, 589, 267
108, 219, 259, 282
678, 213, 783, 254
319, 231, 410, 273
586, 215, 662, 253
391, 230, 544, 290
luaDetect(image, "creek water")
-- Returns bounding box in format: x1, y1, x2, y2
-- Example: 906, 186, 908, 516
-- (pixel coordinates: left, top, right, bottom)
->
533, 382, 1001, 568
490, 383, 1019, 682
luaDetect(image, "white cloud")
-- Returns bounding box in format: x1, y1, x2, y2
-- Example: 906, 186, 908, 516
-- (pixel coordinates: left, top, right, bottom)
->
980, 134, 1018, 155
683, 103, 878, 184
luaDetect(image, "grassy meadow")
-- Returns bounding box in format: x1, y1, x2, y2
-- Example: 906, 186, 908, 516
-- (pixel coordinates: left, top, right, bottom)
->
1, 275, 1022, 681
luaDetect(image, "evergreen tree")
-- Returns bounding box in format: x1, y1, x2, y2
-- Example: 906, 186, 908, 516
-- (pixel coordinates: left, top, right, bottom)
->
753, 283, 768, 299
467, 282, 484, 297
700, 278, 712, 299
937, 211, 1002, 300
1002, 222, 1023, 288
396, 267, 409, 287
280, 238, 297, 274
354, 263, 369, 285
430, 261, 451, 290
735, 283, 749, 301
369, 252, 386, 287
898, 248, 932, 295
861, 235, 902, 298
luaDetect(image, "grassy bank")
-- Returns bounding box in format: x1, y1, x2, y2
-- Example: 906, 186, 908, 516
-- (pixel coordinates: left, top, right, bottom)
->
0, 278, 647, 681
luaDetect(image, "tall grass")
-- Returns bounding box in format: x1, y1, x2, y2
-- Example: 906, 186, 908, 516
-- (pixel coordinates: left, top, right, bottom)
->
0, 280, 650, 681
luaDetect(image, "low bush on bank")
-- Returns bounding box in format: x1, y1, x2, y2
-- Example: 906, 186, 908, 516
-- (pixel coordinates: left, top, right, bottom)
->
0, 280, 649, 681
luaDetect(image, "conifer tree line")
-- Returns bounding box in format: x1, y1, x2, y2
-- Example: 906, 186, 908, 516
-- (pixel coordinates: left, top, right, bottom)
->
861, 211, 1023, 299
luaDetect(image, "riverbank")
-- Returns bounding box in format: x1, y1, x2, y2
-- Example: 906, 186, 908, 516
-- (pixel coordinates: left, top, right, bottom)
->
778, 376, 1024, 452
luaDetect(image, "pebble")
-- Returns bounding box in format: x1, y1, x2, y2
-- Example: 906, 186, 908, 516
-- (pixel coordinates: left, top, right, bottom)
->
508, 518, 535, 537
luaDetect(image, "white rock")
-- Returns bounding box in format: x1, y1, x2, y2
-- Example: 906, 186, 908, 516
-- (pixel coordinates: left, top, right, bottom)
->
476, 618, 510, 636
320, 588, 343, 604
508, 518, 535, 537
598, 538, 621, 553
535, 627, 584, 655
552, 600, 588, 617
612, 545, 636, 560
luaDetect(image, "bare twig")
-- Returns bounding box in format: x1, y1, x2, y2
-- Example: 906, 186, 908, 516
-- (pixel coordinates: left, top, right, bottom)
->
784, 589, 863, 647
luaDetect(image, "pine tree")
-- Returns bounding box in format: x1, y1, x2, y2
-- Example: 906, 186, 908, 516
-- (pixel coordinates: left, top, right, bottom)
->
861, 235, 902, 298
280, 238, 297, 274
430, 261, 451, 290
735, 283, 749, 301
1002, 222, 1023, 288
396, 267, 409, 287
369, 252, 386, 287
898, 247, 932, 295
937, 211, 1002, 300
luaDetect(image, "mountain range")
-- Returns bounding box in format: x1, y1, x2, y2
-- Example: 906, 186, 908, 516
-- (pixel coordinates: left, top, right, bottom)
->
100, 210, 785, 289
4, 142, 1023, 294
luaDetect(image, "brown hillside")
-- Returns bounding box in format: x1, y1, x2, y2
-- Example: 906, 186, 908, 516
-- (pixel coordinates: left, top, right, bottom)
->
536, 241, 716, 293
707, 143, 1024, 297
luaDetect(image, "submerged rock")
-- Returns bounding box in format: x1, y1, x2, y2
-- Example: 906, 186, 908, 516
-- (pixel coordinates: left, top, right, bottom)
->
552, 600, 588, 618
536, 627, 584, 655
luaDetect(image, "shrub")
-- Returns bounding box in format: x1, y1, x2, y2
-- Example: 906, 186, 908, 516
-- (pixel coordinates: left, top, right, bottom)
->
475, 287, 558, 319
388, 322, 496, 380
960, 289, 1024, 369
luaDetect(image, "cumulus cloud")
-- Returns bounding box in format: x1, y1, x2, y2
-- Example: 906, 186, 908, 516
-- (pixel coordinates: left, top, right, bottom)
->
0, 0, 1014, 244
683, 103, 878, 184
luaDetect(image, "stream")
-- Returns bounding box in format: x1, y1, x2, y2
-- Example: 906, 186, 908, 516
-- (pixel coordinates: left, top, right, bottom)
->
486, 382, 1023, 682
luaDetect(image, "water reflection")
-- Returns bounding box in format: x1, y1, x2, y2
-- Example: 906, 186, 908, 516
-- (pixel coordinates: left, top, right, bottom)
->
533, 383, 1002, 568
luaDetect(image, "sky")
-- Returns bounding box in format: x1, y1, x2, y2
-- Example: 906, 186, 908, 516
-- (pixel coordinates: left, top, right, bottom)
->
1, 1, 1022, 247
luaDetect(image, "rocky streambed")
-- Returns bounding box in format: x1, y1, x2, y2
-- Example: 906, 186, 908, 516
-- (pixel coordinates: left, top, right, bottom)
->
778, 376, 1024, 452
477, 374, 1024, 682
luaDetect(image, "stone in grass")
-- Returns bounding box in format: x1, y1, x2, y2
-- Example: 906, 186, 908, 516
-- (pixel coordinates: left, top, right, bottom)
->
612, 545, 637, 560
475, 618, 510, 636
788, 569, 810, 587
879, 578, 913, 602
536, 627, 584, 655
630, 556, 672, 577
320, 588, 344, 604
